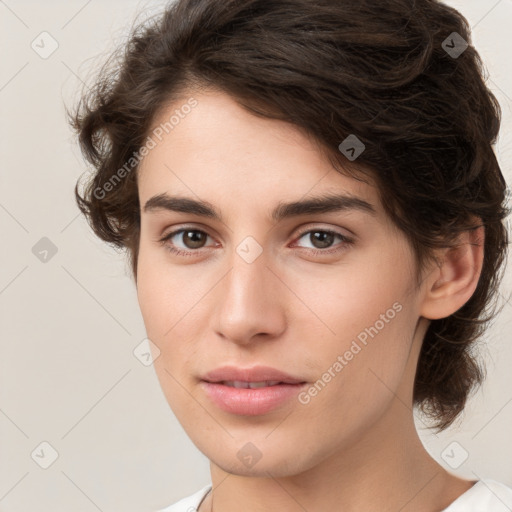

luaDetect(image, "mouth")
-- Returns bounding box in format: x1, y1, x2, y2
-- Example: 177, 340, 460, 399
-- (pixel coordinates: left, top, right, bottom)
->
199, 365, 308, 415
200, 379, 308, 415
216, 380, 300, 389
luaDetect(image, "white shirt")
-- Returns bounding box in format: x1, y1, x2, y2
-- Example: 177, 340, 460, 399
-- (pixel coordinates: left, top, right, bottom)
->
156, 479, 512, 512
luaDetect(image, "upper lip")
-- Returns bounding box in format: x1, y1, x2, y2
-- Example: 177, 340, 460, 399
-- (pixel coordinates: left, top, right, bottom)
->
201, 365, 306, 384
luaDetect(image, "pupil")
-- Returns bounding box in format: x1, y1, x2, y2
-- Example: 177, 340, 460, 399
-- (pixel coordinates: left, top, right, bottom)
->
184, 231, 205, 248
312, 231, 333, 249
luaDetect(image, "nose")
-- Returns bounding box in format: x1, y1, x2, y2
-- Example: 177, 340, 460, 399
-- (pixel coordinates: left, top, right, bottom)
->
212, 246, 287, 346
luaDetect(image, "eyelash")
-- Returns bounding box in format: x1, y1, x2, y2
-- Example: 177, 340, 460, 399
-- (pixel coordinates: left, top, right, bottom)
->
157, 226, 354, 257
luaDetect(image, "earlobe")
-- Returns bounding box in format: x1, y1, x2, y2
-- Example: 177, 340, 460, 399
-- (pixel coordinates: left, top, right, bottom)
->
420, 224, 485, 320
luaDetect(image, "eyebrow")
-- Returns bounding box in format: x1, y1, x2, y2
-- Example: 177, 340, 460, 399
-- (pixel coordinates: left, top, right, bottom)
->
143, 192, 376, 222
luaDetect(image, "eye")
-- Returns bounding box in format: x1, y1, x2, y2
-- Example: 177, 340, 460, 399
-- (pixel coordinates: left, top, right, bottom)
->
158, 228, 216, 256
157, 226, 354, 257
292, 228, 354, 254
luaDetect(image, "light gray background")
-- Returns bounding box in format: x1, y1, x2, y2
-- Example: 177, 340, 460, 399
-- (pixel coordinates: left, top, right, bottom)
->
1, 0, 511, 511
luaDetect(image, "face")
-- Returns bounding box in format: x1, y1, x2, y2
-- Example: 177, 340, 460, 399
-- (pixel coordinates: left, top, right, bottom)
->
136, 89, 428, 477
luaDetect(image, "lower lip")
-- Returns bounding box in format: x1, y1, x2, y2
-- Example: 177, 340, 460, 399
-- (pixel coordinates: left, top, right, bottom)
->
200, 381, 307, 415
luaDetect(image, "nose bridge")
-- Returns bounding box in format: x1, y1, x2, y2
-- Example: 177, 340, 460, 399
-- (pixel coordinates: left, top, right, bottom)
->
213, 236, 284, 343
224, 242, 271, 316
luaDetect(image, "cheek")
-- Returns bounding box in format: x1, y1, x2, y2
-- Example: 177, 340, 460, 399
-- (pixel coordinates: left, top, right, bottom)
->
136, 260, 168, 336
136, 255, 206, 415
136, 252, 186, 382
136, 245, 212, 370
292, 248, 412, 339
136, 243, 198, 336
291, 247, 417, 394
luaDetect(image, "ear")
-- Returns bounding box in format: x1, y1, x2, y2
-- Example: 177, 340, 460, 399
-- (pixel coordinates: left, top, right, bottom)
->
420, 223, 485, 320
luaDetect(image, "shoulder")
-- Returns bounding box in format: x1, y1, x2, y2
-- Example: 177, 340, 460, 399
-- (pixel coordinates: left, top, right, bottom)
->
443, 479, 512, 511
154, 484, 212, 512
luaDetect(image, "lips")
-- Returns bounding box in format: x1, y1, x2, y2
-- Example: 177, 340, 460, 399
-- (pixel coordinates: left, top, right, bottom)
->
199, 365, 308, 415
222, 380, 282, 388
201, 365, 306, 385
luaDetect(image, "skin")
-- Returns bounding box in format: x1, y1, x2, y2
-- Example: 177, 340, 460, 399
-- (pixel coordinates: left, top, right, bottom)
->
136, 89, 484, 512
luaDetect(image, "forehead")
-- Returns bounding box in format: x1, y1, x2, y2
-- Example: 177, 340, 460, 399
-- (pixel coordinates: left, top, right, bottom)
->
137, 90, 382, 216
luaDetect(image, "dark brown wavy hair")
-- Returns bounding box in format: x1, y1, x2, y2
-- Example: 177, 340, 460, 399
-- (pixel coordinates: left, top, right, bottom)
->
69, 0, 509, 431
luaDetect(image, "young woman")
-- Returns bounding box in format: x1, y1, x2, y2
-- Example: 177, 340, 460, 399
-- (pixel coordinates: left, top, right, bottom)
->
70, 0, 512, 510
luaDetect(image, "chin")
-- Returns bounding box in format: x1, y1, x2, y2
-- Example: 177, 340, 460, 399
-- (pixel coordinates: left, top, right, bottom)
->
212, 454, 303, 478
